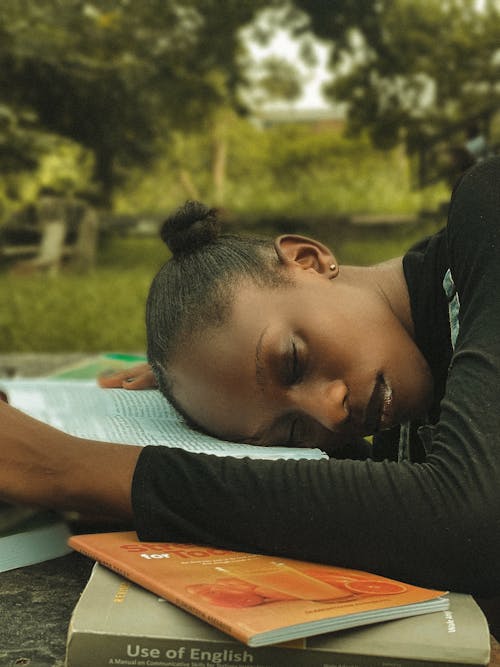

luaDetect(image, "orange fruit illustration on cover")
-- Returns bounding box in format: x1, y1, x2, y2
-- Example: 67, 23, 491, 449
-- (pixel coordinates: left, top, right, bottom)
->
186, 561, 409, 609
215, 576, 297, 601
343, 580, 407, 595
185, 582, 264, 608
303, 568, 407, 595
186, 576, 303, 608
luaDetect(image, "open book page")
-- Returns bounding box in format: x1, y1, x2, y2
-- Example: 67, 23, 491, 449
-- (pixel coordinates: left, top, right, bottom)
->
0, 379, 327, 461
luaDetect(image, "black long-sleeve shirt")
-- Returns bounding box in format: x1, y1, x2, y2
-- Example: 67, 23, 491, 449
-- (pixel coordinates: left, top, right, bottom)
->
132, 158, 500, 596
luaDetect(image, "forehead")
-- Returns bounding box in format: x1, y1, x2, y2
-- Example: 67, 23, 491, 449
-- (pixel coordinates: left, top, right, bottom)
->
170, 281, 292, 440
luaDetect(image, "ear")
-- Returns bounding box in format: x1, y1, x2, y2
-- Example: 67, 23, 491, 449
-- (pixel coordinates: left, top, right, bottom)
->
274, 234, 338, 277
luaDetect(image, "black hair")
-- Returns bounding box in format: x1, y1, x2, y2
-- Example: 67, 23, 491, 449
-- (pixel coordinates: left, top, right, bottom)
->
146, 201, 290, 425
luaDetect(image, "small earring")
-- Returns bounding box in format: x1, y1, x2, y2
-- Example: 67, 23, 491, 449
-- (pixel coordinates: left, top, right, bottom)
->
329, 263, 337, 272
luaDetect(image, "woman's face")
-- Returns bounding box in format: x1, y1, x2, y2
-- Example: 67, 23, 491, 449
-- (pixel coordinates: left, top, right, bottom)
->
169, 258, 434, 454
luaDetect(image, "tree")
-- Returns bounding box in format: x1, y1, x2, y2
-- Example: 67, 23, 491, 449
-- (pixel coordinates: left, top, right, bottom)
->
293, 0, 500, 166
0, 0, 265, 204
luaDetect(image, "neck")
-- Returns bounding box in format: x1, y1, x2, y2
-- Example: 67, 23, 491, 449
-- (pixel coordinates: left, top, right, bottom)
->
341, 258, 415, 338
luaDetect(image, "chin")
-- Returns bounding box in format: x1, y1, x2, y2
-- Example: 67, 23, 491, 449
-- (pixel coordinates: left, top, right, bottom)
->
402, 393, 434, 425
397, 366, 434, 424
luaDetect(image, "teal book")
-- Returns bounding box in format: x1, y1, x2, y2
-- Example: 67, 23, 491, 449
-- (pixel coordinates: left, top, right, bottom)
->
0, 509, 72, 573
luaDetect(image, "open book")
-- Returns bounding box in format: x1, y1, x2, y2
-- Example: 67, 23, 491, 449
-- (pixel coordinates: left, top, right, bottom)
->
0, 378, 327, 461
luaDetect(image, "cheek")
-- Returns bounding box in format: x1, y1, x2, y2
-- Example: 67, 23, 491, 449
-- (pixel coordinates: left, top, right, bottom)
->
323, 300, 386, 360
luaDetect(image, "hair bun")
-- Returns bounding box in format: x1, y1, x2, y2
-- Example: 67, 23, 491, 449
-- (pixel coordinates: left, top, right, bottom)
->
161, 201, 220, 256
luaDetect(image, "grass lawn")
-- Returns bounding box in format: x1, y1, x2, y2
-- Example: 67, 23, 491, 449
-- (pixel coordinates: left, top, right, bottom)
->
0, 217, 445, 353
0, 238, 169, 352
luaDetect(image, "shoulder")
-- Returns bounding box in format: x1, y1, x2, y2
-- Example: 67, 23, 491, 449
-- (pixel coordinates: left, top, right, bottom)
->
445, 157, 500, 302
447, 157, 500, 251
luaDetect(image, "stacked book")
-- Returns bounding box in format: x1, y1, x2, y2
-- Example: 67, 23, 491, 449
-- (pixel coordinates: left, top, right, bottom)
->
66, 531, 491, 667
66, 559, 490, 667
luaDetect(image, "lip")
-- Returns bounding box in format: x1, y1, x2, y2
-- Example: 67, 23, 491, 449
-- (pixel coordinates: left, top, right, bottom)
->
364, 374, 393, 434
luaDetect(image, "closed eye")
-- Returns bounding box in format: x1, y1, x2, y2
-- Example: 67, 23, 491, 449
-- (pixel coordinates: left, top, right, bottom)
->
287, 417, 298, 446
287, 338, 303, 385
287, 415, 312, 447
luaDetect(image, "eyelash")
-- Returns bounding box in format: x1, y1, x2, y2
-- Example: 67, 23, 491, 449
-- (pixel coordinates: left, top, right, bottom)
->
288, 339, 303, 385
288, 418, 298, 446
287, 338, 305, 445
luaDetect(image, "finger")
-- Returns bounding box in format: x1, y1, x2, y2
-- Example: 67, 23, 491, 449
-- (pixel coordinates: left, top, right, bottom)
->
98, 370, 131, 387
122, 369, 157, 390
97, 363, 151, 388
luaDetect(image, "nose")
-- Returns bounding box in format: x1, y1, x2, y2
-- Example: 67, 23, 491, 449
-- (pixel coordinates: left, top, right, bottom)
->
291, 379, 350, 431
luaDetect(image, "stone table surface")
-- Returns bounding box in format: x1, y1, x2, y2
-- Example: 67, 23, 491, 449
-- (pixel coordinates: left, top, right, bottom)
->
0, 353, 499, 666
0, 553, 94, 667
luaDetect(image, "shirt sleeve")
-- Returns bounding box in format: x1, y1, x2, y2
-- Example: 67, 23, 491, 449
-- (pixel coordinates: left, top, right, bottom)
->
132, 158, 500, 596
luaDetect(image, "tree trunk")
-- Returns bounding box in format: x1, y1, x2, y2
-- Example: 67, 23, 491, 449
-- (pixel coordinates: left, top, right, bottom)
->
72, 204, 99, 272
212, 134, 227, 207
93, 148, 115, 208
179, 169, 201, 200
211, 109, 229, 207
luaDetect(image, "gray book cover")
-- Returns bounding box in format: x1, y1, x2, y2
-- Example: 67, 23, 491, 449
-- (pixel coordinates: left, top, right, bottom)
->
66, 564, 490, 667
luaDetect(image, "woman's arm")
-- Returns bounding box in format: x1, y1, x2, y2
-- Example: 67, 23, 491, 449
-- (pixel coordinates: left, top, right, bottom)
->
130, 159, 500, 595
0, 399, 140, 518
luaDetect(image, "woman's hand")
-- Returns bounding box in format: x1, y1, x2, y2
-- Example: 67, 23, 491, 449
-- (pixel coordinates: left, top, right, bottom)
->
98, 362, 157, 390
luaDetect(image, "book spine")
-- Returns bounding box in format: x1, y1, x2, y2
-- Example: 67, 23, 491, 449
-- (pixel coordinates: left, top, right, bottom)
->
66, 632, 484, 667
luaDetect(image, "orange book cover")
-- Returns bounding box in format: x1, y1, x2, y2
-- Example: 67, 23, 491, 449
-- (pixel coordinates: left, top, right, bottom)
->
68, 531, 448, 647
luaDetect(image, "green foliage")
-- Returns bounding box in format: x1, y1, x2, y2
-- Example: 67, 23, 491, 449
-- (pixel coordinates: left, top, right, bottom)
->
297, 0, 500, 151
2, 0, 481, 216
336, 218, 444, 266
37, 141, 94, 193
242, 55, 303, 106
0, 238, 169, 352
0, 137, 94, 222
0, 0, 265, 201
115, 115, 448, 218
3, 0, 495, 212
0, 105, 41, 172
